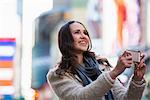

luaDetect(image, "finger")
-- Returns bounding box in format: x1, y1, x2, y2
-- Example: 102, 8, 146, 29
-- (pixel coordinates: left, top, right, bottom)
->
120, 54, 132, 61
140, 54, 145, 61
122, 51, 131, 58
125, 55, 133, 65
125, 50, 132, 54
138, 60, 145, 68
125, 55, 132, 61
135, 64, 146, 76
121, 56, 132, 63
139, 63, 146, 69
140, 52, 145, 57
124, 51, 132, 57
124, 61, 132, 68
126, 60, 133, 65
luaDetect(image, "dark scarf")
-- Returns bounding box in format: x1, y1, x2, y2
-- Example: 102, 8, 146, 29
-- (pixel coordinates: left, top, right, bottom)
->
76, 56, 114, 100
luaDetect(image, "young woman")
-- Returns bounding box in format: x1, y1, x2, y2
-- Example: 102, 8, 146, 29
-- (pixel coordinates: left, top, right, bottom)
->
47, 21, 146, 100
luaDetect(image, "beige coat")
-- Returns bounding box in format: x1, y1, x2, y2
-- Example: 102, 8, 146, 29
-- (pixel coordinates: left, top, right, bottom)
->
47, 66, 146, 100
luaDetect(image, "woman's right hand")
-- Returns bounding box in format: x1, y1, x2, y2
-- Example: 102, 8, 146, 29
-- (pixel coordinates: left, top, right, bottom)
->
110, 51, 133, 79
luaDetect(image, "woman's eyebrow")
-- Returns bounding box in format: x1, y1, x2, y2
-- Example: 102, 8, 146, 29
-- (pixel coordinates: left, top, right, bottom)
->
74, 29, 86, 32
72, 29, 80, 33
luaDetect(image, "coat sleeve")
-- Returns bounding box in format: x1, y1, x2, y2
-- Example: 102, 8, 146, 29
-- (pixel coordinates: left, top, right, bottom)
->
47, 69, 115, 100
126, 77, 146, 100
112, 76, 146, 100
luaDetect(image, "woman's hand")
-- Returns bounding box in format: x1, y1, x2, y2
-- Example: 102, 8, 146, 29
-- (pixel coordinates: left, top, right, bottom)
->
110, 51, 133, 79
133, 53, 146, 81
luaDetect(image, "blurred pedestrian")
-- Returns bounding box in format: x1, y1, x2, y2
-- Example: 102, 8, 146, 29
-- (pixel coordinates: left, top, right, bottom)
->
86, 0, 102, 38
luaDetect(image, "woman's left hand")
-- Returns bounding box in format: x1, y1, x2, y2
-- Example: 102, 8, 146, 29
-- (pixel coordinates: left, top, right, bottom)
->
133, 53, 147, 81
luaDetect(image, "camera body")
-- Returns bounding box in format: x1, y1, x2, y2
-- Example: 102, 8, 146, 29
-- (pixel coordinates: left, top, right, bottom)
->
127, 50, 141, 63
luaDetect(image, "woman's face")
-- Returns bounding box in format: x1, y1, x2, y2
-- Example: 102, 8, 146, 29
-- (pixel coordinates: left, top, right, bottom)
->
69, 22, 90, 53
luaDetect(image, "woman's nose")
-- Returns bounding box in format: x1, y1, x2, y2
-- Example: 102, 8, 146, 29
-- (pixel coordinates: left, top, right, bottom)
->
80, 32, 86, 38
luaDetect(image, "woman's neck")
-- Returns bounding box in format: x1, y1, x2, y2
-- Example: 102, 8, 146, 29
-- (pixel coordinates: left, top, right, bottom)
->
76, 53, 84, 64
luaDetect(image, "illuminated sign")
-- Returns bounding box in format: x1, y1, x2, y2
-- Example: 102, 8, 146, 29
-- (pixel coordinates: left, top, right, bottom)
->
0, 38, 16, 95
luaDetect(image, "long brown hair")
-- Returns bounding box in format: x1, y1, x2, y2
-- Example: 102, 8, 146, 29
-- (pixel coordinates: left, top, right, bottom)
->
56, 21, 93, 75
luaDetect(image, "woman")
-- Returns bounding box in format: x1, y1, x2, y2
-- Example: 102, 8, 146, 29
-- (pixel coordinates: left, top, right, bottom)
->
47, 21, 146, 100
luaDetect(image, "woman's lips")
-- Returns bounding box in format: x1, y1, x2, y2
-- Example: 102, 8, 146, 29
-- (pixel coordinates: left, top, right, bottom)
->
79, 40, 88, 45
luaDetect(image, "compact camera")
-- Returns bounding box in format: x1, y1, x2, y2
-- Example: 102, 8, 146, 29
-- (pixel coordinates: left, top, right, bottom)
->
127, 50, 141, 63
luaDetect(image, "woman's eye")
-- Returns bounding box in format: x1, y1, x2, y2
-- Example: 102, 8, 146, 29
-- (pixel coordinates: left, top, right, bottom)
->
84, 31, 88, 35
75, 31, 79, 34
73, 30, 87, 35
74, 31, 80, 34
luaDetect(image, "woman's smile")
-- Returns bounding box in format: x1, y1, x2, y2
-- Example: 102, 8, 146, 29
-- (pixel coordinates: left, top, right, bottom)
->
78, 40, 88, 46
